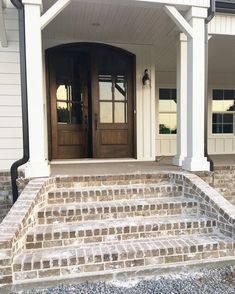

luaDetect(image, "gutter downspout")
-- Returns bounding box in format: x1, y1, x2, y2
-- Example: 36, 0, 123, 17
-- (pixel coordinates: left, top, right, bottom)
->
205, 0, 215, 171
10, 0, 29, 203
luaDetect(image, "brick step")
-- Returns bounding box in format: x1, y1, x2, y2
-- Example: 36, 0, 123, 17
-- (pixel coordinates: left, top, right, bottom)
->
13, 234, 234, 282
25, 216, 217, 250
38, 196, 197, 225
48, 183, 183, 204
55, 174, 170, 188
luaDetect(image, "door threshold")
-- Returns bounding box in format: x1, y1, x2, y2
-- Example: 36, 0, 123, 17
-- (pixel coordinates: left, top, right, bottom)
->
50, 158, 137, 165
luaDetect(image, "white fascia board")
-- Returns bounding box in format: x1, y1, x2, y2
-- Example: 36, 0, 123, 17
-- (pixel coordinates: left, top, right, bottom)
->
0, 0, 8, 47
40, 0, 71, 30
72, 0, 210, 9
134, 0, 210, 8
164, 5, 194, 38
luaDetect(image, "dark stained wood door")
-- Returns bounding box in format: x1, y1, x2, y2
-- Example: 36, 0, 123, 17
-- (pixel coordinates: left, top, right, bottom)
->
92, 48, 134, 158
48, 44, 135, 160
49, 52, 90, 159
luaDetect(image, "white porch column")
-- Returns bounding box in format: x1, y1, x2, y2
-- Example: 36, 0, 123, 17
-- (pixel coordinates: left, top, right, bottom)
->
22, 0, 50, 178
173, 33, 187, 166
182, 7, 210, 171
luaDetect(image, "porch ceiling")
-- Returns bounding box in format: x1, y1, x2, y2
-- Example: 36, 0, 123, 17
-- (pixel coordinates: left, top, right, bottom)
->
42, 0, 180, 71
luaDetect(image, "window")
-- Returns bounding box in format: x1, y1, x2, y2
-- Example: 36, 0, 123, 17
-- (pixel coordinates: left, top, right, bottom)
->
159, 88, 177, 134
212, 89, 235, 134
99, 74, 128, 124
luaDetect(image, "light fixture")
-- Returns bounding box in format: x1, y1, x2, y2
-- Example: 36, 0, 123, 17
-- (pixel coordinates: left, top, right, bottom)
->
142, 69, 150, 87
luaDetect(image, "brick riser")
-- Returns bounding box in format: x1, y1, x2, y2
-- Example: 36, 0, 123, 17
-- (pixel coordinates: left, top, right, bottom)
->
25, 217, 217, 250
37, 197, 197, 225
47, 184, 183, 204
13, 235, 234, 283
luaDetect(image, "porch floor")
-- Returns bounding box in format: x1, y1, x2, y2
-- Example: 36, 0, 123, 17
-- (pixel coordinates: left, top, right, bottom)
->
50, 154, 235, 176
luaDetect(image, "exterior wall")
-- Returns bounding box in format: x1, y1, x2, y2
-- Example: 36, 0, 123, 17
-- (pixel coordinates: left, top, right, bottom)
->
0, 8, 22, 171
155, 71, 235, 156
208, 73, 235, 155
209, 14, 235, 35
155, 71, 176, 156
44, 40, 156, 161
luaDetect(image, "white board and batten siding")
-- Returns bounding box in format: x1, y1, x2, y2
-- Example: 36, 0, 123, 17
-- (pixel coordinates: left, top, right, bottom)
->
0, 8, 22, 171
155, 72, 235, 156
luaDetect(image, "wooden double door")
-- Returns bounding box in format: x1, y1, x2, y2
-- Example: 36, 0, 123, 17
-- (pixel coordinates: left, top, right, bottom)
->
47, 44, 135, 159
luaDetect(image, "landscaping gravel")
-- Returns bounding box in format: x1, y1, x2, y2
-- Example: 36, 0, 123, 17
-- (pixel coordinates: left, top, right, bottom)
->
12, 266, 235, 294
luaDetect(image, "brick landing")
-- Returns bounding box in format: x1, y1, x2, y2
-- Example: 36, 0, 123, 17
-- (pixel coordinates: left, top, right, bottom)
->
0, 172, 234, 287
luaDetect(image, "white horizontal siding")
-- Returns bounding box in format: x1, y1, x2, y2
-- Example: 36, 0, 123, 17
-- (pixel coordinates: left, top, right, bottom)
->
0, 8, 22, 171
0, 95, 21, 106
0, 117, 22, 127
0, 84, 21, 95
0, 128, 22, 138
0, 74, 20, 84
0, 63, 20, 74
0, 106, 21, 117
0, 52, 19, 63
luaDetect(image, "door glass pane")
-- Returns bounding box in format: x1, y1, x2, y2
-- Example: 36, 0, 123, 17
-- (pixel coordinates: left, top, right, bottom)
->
100, 102, 112, 123
56, 85, 67, 101
57, 102, 70, 123
114, 102, 126, 123
114, 76, 126, 101
99, 75, 112, 101
71, 102, 83, 124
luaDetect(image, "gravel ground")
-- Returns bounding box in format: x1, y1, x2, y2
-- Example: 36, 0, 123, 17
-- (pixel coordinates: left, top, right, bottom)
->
12, 266, 235, 294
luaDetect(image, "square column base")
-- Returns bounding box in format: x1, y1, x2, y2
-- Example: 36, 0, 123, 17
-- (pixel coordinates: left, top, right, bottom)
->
172, 155, 185, 167
24, 161, 50, 178
182, 156, 210, 171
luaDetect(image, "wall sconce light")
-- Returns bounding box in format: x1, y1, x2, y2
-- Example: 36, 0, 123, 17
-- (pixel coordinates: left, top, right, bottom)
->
142, 69, 150, 87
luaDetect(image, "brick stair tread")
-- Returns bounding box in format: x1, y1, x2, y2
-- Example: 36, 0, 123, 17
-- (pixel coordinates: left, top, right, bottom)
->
14, 233, 234, 266
27, 215, 215, 237
50, 182, 182, 193
38, 195, 194, 215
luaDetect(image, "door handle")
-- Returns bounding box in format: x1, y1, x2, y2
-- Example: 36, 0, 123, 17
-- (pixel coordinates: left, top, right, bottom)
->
94, 113, 98, 130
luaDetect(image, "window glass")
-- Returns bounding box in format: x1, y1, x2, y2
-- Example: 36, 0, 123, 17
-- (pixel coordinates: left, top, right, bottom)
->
57, 102, 70, 123
99, 75, 112, 101
100, 102, 112, 123
212, 89, 235, 134
114, 76, 126, 101
56, 85, 67, 101
159, 113, 177, 134
159, 88, 177, 134
114, 102, 126, 123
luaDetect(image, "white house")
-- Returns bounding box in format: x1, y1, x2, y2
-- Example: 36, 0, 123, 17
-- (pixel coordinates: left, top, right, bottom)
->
0, 0, 235, 179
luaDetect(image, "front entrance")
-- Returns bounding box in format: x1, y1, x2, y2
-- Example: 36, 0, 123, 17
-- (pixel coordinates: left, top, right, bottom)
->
47, 44, 135, 160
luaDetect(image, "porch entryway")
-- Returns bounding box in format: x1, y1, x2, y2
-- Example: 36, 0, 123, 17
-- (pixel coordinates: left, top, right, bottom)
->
47, 43, 135, 160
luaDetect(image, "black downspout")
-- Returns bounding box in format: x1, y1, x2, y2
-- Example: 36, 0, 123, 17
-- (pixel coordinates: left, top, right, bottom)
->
10, 0, 29, 203
205, 0, 215, 171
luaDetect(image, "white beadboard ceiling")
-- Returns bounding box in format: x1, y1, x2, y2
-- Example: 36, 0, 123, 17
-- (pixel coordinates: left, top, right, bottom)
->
42, 0, 179, 71
42, 1, 235, 73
